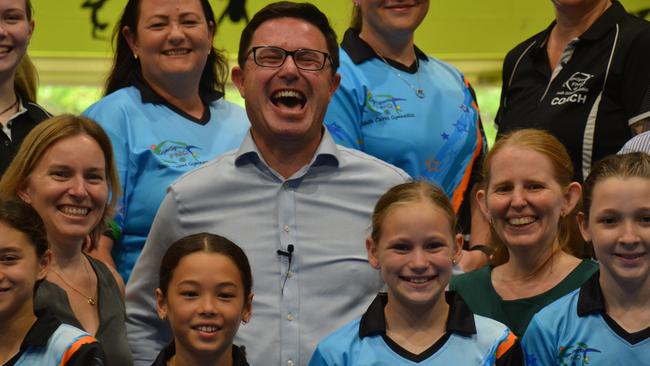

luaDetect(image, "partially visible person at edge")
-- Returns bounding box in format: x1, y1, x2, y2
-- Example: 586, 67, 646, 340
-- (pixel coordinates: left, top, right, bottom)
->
323, 0, 491, 272
450, 129, 598, 336
82, 0, 249, 281
152, 233, 252, 366
495, 0, 650, 182
523, 152, 650, 365
0, 115, 133, 366
618, 120, 650, 155
125, 2, 410, 365
0, 199, 106, 366
0, 0, 51, 176
309, 182, 524, 366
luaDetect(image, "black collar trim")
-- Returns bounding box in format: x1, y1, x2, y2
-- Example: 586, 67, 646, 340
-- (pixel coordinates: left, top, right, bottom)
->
152, 342, 249, 366
577, 271, 650, 344
341, 28, 428, 73
358, 292, 476, 362
133, 72, 223, 125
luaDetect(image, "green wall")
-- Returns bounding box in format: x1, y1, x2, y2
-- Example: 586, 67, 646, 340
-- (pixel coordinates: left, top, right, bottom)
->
30, 0, 650, 60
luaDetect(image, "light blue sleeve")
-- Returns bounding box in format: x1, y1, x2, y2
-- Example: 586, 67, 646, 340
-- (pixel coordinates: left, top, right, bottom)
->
125, 188, 185, 365
83, 100, 130, 235
324, 73, 364, 150
522, 315, 557, 366
308, 346, 336, 366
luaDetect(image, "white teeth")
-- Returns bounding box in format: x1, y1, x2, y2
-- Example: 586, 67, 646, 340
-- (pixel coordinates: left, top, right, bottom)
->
272, 90, 305, 100
196, 325, 218, 333
402, 276, 434, 283
508, 217, 535, 226
60, 206, 89, 216
163, 49, 190, 55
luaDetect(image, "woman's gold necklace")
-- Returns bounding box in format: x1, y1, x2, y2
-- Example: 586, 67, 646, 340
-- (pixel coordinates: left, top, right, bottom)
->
51, 258, 97, 306
0, 97, 18, 115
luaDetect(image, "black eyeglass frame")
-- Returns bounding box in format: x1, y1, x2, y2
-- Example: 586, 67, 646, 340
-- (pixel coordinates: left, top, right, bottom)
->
247, 45, 333, 71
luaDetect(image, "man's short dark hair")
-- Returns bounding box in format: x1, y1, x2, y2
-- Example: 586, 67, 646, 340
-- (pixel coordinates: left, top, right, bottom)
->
237, 1, 339, 75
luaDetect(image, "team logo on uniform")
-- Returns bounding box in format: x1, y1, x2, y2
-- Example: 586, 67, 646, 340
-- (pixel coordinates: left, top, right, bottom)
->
150, 140, 204, 168
557, 342, 601, 366
551, 72, 594, 106
361, 91, 414, 126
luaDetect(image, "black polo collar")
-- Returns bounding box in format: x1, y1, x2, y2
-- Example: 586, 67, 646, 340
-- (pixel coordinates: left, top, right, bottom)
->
358, 292, 476, 362
341, 28, 428, 73
577, 271, 650, 344
533, 0, 627, 53
133, 71, 223, 125
4, 312, 61, 365
151, 342, 250, 366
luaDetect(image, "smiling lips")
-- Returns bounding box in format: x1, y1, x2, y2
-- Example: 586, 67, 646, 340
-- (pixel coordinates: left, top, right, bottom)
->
162, 48, 191, 56
507, 216, 536, 226
399, 275, 436, 284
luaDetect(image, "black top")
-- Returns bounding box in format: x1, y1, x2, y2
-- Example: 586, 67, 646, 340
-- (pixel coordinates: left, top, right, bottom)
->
359, 292, 524, 364
578, 271, 650, 345
496, 0, 650, 181
151, 342, 250, 366
4, 312, 105, 366
0, 99, 50, 176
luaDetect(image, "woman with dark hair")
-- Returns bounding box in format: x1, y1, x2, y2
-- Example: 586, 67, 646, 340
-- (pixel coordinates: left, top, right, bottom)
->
0, 114, 132, 366
83, 0, 249, 281
0, 0, 51, 176
323, 0, 490, 272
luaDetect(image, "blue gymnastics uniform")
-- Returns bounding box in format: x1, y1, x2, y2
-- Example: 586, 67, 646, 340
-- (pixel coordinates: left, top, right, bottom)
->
309, 292, 524, 366
523, 271, 650, 366
83, 78, 249, 280
325, 29, 486, 219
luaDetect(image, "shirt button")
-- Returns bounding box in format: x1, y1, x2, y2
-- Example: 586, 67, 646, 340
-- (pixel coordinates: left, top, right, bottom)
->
287, 313, 294, 321
288, 360, 294, 366
283, 224, 290, 232
287, 271, 293, 278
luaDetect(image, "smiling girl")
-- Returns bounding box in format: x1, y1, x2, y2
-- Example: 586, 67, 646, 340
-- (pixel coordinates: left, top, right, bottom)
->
153, 233, 253, 366
0, 199, 105, 365
523, 152, 650, 365
309, 182, 523, 365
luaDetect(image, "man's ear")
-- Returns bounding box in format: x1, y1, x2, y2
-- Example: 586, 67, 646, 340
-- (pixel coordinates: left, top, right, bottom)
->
231, 66, 246, 99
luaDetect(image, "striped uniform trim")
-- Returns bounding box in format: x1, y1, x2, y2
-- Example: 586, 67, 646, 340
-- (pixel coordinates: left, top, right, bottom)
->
58, 335, 97, 366
582, 24, 620, 179
495, 331, 518, 360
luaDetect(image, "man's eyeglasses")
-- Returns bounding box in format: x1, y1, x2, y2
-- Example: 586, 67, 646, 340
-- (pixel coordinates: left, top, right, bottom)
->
247, 46, 332, 71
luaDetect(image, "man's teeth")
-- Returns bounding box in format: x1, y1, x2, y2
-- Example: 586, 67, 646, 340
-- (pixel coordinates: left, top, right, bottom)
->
60, 207, 89, 216
273, 90, 303, 99
195, 325, 218, 333
508, 217, 535, 226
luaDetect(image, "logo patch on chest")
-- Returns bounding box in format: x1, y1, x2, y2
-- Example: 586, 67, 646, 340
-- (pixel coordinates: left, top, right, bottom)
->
551, 72, 594, 106
150, 140, 204, 168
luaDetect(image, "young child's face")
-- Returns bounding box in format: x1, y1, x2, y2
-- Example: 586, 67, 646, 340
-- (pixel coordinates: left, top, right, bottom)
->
579, 177, 650, 285
367, 201, 462, 309
0, 222, 48, 320
156, 252, 252, 358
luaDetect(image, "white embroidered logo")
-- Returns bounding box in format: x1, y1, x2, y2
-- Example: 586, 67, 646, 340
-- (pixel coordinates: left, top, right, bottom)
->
551, 72, 593, 105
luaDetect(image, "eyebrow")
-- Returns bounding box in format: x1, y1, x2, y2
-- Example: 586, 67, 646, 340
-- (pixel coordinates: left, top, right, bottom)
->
0, 246, 24, 254
176, 280, 238, 288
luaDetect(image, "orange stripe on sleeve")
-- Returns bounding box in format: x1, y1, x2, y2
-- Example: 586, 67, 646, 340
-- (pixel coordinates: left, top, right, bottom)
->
496, 331, 518, 360
59, 335, 97, 366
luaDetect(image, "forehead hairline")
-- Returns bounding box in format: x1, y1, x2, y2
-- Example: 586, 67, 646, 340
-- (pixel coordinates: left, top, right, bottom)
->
249, 17, 327, 50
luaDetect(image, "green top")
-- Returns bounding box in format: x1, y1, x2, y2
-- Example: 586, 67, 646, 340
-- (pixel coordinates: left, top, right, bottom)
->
449, 259, 598, 336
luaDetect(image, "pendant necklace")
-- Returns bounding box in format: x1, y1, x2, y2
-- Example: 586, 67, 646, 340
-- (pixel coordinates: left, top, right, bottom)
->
376, 53, 425, 99
51, 258, 97, 306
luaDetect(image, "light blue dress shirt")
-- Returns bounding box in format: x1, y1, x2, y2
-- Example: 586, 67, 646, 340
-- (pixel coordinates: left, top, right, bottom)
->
125, 130, 410, 366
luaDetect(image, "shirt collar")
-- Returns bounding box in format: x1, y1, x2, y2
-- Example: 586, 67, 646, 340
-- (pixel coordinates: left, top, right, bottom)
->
577, 271, 605, 316
359, 291, 477, 338
20, 312, 61, 349
235, 128, 341, 174
341, 28, 429, 67
153, 342, 249, 366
